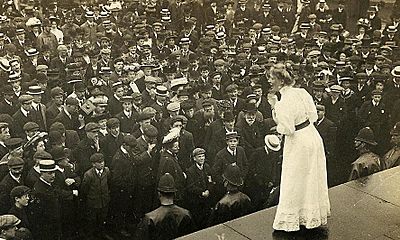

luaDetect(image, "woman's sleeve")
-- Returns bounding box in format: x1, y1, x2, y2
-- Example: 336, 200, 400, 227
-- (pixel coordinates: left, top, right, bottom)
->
302, 89, 318, 123
274, 101, 296, 136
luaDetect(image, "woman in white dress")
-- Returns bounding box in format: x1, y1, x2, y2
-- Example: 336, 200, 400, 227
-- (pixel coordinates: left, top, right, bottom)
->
268, 64, 330, 232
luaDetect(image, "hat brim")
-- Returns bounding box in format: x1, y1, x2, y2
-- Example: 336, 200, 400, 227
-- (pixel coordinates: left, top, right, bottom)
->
222, 174, 244, 186
266, 141, 281, 151
391, 69, 400, 77
355, 137, 377, 146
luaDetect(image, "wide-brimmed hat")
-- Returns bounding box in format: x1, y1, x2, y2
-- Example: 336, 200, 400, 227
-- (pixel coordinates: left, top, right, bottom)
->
264, 135, 281, 151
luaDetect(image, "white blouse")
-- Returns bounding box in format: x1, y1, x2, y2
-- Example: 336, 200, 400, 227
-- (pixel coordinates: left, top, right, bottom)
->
273, 86, 318, 136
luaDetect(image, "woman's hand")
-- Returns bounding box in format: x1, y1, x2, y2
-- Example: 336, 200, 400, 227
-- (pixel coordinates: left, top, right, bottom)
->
267, 93, 279, 109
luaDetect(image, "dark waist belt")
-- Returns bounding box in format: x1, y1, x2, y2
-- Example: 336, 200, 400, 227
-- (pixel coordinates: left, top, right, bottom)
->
295, 120, 310, 131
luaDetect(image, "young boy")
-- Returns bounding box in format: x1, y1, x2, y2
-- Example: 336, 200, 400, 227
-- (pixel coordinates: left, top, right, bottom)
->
80, 153, 111, 239
8, 185, 31, 229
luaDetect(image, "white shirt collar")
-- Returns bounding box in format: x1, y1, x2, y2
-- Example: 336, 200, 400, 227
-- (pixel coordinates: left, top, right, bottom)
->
20, 107, 29, 117
227, 147, 236, 156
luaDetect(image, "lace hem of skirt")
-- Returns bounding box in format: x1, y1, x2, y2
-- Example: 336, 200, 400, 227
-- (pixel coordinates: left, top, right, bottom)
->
273, 206, 331, 232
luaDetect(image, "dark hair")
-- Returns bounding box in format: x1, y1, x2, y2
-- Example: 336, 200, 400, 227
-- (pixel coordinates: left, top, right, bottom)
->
270, 64, 295, 86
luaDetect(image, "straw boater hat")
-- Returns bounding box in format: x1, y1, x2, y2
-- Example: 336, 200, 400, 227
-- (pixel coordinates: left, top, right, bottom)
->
264, 134, 281, 151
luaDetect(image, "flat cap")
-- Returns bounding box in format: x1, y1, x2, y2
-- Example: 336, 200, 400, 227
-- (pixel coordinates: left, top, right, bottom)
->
65, 97, 79, 106
192, 147, 205, 156
142, 124, 158, 138
4, 138, 23, 150
23, 122, 39, 132
10, 185, 30, 200
85, 122, 100, 132
106, 118, 120, 128
7, 157, 24, 168
33, 150, 53, 160
123, 135, 137, 147
51, 87, 64, 97
90, 153, 104, 163
18, 94, 33, 103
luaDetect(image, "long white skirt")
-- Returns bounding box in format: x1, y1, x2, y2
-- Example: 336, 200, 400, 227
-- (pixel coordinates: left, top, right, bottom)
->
273, 125, 331, 231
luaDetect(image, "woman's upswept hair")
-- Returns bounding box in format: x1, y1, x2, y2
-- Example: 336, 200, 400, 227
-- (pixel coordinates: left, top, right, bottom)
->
269, 63, 295, 86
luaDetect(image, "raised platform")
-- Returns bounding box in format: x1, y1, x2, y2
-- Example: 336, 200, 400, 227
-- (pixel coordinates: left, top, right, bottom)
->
178, 166, 400, 240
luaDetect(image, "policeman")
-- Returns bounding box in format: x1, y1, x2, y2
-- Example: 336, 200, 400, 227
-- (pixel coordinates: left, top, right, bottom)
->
135, 173, 195, 239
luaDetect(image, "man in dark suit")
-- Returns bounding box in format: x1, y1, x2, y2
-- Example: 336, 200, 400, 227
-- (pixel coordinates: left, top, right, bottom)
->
226, 84, 246, 119
100, 118, 124, 167
12, 95, 34, 138
186, 148, 214, 229
53, 97, 81, 131
0, 157, 24, 214
212, 131, 248, 201
358, 90, 389, 154
27, 85, 48, 132
46, 87, 64, 125
72, 122, 102, 177
110, 135, 137, 237
0, 123, 10, 159
249, 135, 281, 210
315, 105, 338, 187
236, 103, 266, 158
49, 122, 80, 151
253, 84, 272, 119
115, 96, 137, 134
170, 116, 195, 171
108, 82, 124, 116
31, 160, 77, 240
0, 85, 18, 116
133, 124, 159, 219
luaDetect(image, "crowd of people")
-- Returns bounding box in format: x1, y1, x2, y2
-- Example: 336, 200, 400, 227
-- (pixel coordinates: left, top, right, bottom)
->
0, 0, 399, 239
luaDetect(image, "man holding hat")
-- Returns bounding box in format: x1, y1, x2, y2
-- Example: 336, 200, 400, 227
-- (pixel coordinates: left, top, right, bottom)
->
0, 214, 21, 239
73, 122, 101, 176
249, 134, 281, 210
186, 147, 214, 229
349, 127, 381, 180
209, 164, 251, 225
0, 157, 24, 214
135, 173, 195, 239
110, 135, 137, 237
381, 121, 400, 169
133, 124, 159, 218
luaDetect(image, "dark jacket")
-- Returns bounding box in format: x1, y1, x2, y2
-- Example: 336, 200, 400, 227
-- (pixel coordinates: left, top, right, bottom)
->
111, 147, 135, 192
12, 109, 32, 138
135, 204, 195, 240
31, 179, 63, 240
158, 150, 186, 197
54, 109, 80, 131
81, 167, 111, 208
315, 117, 337, 156
73, 137, 100, 176
0, 173, 22, 214
212, 146, 249, 184
208, 191, 252, 226
100, 133, 124, 167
